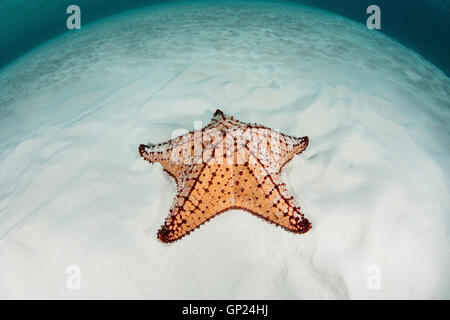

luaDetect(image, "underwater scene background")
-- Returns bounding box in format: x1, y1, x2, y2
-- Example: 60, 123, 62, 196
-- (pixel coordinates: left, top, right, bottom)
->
1, 0, 449, 75
0, 0, 448, 299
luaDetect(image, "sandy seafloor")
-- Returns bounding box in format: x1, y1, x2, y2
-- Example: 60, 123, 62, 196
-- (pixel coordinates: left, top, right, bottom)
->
0, 0, 449, 299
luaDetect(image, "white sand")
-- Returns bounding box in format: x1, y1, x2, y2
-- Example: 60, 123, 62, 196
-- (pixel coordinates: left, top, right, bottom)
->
0, 0, 449, 299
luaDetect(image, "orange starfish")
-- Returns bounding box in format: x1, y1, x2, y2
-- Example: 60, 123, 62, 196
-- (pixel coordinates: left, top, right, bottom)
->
139, 109, 311, 243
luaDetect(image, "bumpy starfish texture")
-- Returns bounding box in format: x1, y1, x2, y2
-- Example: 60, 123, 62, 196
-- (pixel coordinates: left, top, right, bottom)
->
139, 109, 311, 243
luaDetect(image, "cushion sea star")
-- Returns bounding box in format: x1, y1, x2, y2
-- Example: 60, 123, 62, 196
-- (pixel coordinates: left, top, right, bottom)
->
139, 109, 311, 243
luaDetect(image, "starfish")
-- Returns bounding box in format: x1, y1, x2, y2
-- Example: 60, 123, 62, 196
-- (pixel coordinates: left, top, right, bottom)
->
139, 109, 311, 243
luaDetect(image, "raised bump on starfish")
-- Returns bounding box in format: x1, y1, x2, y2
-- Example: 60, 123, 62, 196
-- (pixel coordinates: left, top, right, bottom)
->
139, 109, 311, 243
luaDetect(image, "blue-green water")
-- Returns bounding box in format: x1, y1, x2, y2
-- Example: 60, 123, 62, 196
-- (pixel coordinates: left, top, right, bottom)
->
1, 0, 449, 76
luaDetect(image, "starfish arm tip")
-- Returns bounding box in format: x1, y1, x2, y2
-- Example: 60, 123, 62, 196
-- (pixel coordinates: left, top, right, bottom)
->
299, 136, 309, 147
139, 143, 164, 163
213, 108, 224, 117
303, 136, 309, 146
157, 227, 173, 243
295, 136, 309, 154
297, 218, 312, 233
139, 144, 149, 157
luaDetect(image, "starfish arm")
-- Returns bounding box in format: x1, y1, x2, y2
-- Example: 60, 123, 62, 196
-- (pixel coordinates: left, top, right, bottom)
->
139, 143, 187, 181
140, 127, 211, 181
278, 135, 309, 171
157, 163, 235, 243
233, 163, 311, 234
139, 143, 165, 162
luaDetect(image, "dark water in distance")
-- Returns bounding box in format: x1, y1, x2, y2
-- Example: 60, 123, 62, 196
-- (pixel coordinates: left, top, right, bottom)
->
0, 0, 449, 76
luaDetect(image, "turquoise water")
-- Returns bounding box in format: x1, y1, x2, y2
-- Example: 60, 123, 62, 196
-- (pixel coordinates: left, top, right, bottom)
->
0, 0, 449, 76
